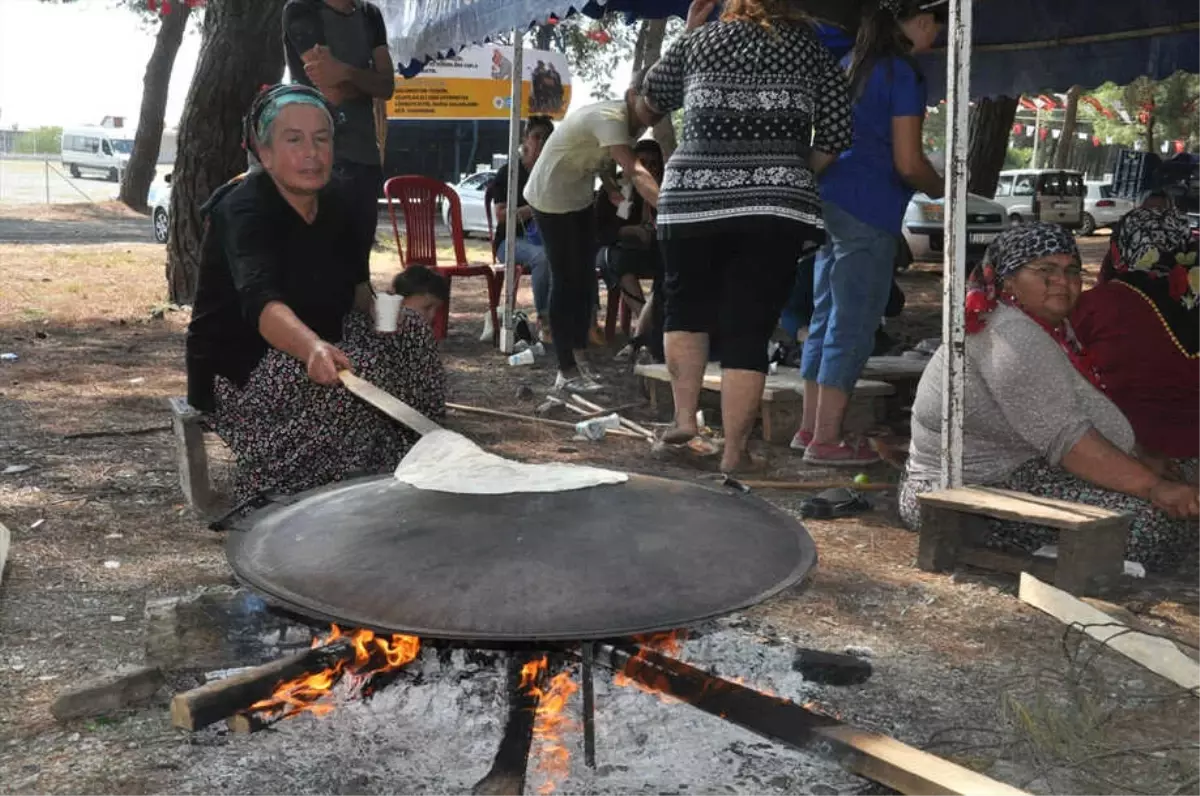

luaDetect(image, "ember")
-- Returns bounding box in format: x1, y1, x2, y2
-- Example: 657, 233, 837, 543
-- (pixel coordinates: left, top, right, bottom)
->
520, 656, 580, 795
245, 624, 419, 721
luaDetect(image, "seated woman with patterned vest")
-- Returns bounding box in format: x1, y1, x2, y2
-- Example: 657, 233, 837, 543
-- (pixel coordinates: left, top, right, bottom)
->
899, 222, 1198, 572
1072, 206, 1198, 476
186, 84, 445, 503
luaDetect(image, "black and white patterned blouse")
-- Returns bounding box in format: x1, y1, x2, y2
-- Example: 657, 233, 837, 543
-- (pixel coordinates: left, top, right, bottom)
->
644, 20, 853, 234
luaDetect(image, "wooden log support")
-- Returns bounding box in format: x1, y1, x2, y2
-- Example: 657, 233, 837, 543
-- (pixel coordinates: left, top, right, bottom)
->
170, 638, 355, 731
472, 654, 544, 796
168, 396, 215, 514
590, 643, 1027, 795
51, 666, 165, 721
916, 486, 1131, 595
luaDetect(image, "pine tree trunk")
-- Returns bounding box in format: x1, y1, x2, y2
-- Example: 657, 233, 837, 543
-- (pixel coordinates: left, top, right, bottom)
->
966, 96, 1018, 199
120, 2, 192, 212
166, 0, 287, 305
1052, 86, 1079, 169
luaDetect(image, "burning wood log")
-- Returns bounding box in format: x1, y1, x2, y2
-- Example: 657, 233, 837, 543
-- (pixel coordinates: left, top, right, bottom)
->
591, 643, 1028, 796
170, 638, 356, 731
471, 654, 545, 796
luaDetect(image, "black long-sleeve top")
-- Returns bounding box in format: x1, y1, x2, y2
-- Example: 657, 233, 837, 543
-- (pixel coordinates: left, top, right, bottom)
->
186, 170, 359, 412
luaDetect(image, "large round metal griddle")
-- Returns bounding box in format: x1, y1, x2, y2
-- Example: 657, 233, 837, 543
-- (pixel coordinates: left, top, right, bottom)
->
227, 473, 817, 641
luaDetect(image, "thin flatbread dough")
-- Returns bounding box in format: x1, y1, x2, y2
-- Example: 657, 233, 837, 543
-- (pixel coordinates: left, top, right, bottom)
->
393, 429, 628, 494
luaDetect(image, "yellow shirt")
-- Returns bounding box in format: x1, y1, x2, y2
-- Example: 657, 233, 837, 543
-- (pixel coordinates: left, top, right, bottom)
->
525, 99, 631, 214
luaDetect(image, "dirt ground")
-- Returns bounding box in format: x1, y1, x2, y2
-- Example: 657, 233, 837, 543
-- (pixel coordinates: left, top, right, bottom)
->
0, 204, 1196, 795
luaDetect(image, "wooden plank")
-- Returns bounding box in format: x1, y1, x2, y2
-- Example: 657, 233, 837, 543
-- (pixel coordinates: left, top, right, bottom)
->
168, 397, 214, 514
957, 547, 1057, 583
918, 486, 1127, 531
595, 643, 1028, 796
862, 356, 929, 380
339, 371, 442, 436
634, 363, 895, 402
51, 666, 164, 721
1055, 518, 1129, 595
813, 722, 1028, 796
0, 521, 9, 589
1019, 572, 1200, 695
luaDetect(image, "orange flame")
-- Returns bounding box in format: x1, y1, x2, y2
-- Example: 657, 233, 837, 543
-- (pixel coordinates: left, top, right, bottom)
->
613, 630, 687, 702
244, 624, 420, 722
519, 657, 579, 795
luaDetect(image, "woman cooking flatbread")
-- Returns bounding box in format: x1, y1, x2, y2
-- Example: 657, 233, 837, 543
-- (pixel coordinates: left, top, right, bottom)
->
186, 84, 445, 502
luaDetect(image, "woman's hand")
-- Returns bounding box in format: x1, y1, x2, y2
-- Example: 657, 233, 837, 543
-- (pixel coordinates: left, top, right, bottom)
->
685, 0, 718, 30
1148, 479, 1200, 519
306, 341, 353, 386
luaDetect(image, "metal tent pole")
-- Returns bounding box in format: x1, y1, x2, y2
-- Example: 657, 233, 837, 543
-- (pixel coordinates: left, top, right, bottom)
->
499, 30, 524, 354
939, 0, 972, 489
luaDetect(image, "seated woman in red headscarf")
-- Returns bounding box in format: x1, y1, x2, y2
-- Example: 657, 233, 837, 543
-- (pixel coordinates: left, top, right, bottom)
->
1072, 206, 1199, 477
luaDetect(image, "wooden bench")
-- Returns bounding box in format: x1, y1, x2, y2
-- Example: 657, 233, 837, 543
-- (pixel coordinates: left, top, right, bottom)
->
916, 486, 1132, 596
168, 397, 218, 515
634, 363, 895, 445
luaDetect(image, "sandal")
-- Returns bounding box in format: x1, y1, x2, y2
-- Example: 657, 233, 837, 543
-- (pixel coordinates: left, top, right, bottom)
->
799, 488, 872, 519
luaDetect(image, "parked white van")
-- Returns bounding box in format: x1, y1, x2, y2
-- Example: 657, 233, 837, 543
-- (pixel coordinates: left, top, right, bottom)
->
61, 126, 134, 181
993, 168, 1086, 229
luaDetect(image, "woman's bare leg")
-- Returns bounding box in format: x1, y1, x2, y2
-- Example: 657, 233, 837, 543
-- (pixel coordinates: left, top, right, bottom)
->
720, 368, 765, 471
663, 330, 708, 441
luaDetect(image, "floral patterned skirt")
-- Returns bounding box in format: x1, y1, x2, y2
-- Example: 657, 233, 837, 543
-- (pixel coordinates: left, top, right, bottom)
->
212, 310, 446, 503
898, 458, 1199, 573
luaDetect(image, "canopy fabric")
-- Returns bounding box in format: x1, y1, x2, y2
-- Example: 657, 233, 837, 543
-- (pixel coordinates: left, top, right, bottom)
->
382, 0, 1198, 94
919, 0, 1199, 101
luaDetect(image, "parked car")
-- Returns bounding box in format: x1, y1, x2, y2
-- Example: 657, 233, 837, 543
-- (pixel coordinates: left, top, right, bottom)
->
1080, 181, 1135, 236
993, 168, 1086, 229
443, 170, 495, 237
149, 173, 172, 244
902, 192, 1010, 262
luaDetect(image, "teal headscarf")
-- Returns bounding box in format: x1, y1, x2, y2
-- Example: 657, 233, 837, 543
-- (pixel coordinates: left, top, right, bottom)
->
255, 87, 333, 148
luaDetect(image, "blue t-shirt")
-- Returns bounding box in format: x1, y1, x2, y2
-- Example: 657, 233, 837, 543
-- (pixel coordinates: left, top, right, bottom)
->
820, 55, 927, 236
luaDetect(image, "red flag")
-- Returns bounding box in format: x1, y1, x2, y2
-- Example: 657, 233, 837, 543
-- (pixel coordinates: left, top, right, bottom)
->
586, 29, 612, 44
1018, 96, 1038, 111
1092, 136, 1101, 147
1012, 123, 1023, 135
147, 0, 158, 10
1039, 128, 1049, 141
1176, 140, 1187, 154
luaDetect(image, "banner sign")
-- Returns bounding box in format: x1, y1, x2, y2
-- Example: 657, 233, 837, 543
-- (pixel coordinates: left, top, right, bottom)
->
387, 45, 572, 121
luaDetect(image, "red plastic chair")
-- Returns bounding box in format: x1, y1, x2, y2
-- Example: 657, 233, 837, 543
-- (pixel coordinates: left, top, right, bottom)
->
384, 175, 499, 342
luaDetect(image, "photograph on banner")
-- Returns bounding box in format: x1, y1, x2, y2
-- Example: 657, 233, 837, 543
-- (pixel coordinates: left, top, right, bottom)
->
388, 45, 572, 121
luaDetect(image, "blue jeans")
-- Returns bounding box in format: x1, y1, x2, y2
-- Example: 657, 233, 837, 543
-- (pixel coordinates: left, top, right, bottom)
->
800, 202, 897, 393
498, 237, 551, 318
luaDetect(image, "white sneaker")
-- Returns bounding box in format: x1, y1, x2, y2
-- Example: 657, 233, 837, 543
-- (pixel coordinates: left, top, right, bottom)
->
554, 371, 603, 394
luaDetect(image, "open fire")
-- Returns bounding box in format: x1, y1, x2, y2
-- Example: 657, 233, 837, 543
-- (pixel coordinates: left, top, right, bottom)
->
520, 656, 580, 795
244, 624, 420, 721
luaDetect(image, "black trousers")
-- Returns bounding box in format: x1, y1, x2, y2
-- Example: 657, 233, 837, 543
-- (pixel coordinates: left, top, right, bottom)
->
333, 161, 383, 284
533, 207, 596, 371
660, 218, 820, 373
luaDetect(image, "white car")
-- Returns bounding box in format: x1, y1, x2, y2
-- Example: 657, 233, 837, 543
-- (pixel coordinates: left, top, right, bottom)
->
148, 173, 172, 244
1081, 181, 1135, 236
443, 170, 495, 237
902, 193, 1010, 262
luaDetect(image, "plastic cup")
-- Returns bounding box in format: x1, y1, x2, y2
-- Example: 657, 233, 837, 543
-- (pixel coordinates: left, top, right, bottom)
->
375, 293, 403, 333
508, 349, 535, 366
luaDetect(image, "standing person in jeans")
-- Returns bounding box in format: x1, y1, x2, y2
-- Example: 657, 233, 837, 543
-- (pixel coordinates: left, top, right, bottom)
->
796, 0, 946, 466
525, 76, 661, 394
487, 116, 555, 338
639, 0, 853, 475
283, 0, 395, 309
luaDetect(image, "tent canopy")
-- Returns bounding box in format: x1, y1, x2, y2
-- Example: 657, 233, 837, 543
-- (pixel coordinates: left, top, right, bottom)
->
382, 0, 1198, 94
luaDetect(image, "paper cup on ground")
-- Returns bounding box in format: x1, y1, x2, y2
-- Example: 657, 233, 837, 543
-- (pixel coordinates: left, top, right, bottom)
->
375, 294, 403, 332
